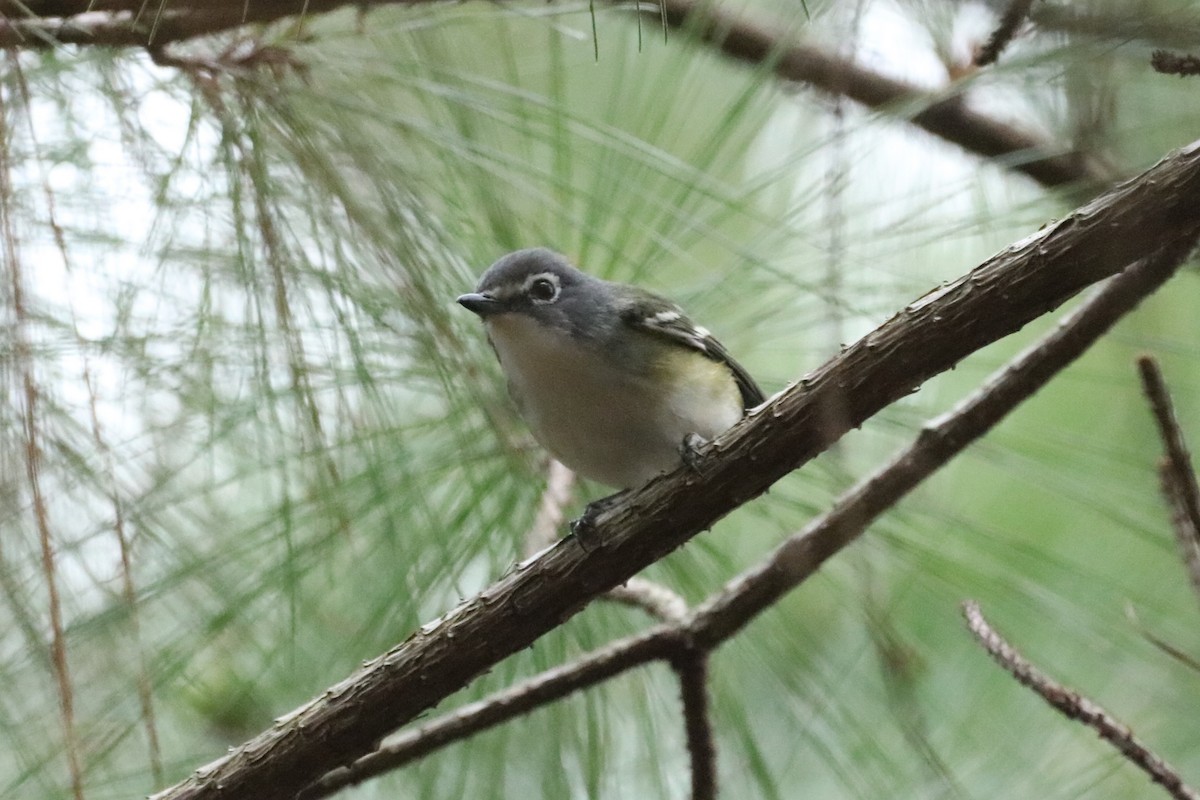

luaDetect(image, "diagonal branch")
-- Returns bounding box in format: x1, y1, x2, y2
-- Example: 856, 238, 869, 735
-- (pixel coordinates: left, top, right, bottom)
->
606, 576, 690, 623
1161, 463, 1200, 605
652, 0, 1112, 188
1137, 357, 1200, 605
975, 0, 1035, 67
523, 459, 577, 556
686, 230, 1200, 647
151, 139, 1200, 800
299, 627, 681, 799
1125, 604, 1200, 674
963, 601, 1200, 800
298, 226, 1197, 798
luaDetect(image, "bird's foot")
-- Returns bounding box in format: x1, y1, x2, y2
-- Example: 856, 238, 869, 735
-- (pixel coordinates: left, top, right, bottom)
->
569, 489, 630, 550
680, 432, 708, 475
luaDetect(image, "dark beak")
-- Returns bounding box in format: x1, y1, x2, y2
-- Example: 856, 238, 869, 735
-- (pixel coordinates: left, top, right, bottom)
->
457, 292, 505, 317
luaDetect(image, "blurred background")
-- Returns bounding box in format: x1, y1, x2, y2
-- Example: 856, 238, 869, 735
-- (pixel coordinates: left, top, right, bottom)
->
2, 0, 1200, 798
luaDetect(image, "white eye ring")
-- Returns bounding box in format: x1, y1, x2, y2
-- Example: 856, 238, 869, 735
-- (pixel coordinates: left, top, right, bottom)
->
527, 276, 559, 303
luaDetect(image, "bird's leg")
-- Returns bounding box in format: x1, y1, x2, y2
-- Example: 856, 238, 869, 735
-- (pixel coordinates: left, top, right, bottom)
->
567, 433, 708, 549
680, 432, 708, 475
569, 489, 630, 549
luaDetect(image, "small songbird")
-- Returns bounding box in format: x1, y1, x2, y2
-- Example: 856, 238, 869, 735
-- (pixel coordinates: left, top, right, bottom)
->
457, 248, 763, 491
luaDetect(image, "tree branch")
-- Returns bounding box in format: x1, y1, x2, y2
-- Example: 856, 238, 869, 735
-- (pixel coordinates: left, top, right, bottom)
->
300, 228, 1196, 797
1161, 463, 1200, 606
674, 652, 716, 800
523, 461, 689, 621
963, 601, 1200, 800
686, 230, 1200, 648
605, 576, 690, 623
974, 0, 1034, 67
0, 1, 373, 47
653, 0, 1112, 189
3, 0, 1111, 190
299, 627, 681, 799
151, 139, 1200, 800
524, 459, 576, 556
1152, 50, 1200, 77
1137, 357, 1200, 606
1125, 604, 1200, 674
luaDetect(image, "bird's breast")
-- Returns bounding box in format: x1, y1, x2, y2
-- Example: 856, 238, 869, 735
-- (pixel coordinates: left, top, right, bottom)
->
484, 315, 741, 488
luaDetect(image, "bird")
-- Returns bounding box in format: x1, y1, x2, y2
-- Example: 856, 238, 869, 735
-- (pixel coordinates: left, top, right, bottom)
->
457, 248, 763, 494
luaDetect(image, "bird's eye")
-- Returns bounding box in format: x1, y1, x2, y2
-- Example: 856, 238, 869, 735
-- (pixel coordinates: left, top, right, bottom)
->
528, 277, 558, 302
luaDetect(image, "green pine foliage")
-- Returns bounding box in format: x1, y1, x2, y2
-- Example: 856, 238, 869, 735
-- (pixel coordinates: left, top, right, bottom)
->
2, 1, 1200, 798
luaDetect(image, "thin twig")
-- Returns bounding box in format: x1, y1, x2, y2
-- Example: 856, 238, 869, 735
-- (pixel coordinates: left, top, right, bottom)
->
963, 601, 1200, 800
1160, 465, 1200, 606
1152, 50, 1200, 77
605, 576, 689, 623
1125, 604, 1200, 674
0, 68, 87, 800
865, 603, 967, 798
7, 45, 166, 786
674, 652, 716, 800
1138, 357, 1200, 605
527, 460, 688, 621
524, 459, 576, 557
82, 366, 165, 785
975, 0, 1035, 66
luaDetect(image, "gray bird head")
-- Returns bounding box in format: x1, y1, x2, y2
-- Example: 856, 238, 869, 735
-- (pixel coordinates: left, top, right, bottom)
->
457, 248, 613, 341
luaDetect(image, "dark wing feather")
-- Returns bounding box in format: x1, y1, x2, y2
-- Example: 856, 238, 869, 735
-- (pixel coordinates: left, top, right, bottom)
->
619, 295, 765, 411
699, 334, 765, 409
